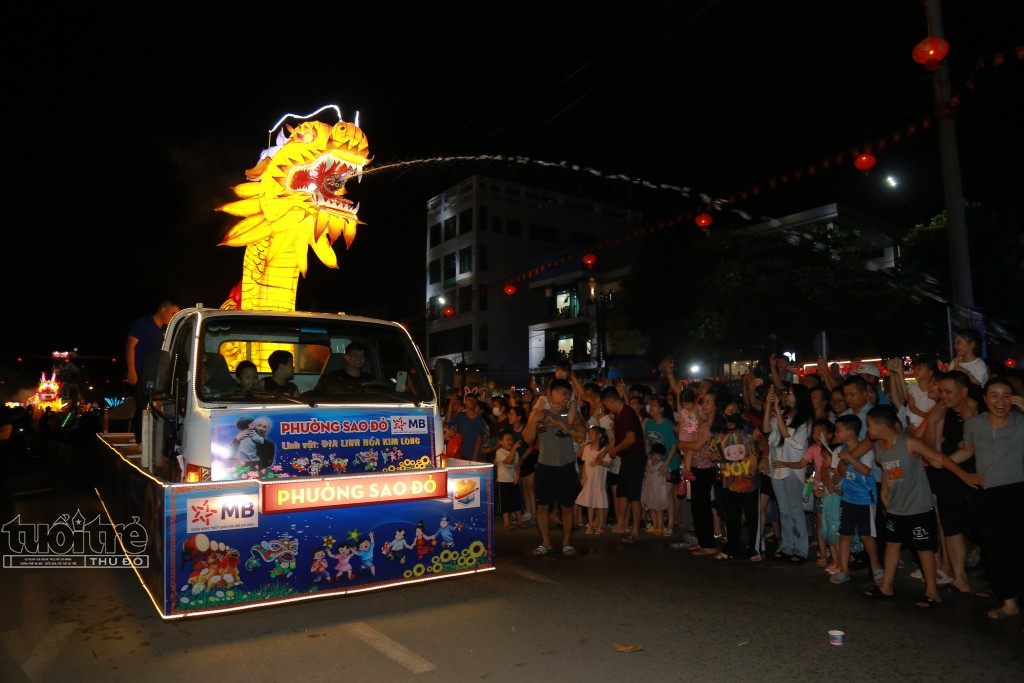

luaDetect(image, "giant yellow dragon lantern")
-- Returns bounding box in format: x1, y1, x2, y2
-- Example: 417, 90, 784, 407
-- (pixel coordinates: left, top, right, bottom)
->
216, 106, 370, 367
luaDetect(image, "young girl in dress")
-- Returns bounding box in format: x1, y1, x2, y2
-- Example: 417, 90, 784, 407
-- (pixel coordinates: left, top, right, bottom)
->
677, 388, 700, 483
575, 426, 611, 534
641, 443, 671, 535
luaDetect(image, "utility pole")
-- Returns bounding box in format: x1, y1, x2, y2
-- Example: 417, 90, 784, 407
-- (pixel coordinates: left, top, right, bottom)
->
923, 0, 975, 326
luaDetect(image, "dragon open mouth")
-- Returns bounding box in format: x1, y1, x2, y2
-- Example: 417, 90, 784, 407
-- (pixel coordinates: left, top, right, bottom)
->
286, 153, 363, 216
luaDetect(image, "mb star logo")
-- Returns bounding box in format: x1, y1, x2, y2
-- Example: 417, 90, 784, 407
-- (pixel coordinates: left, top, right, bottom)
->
185, 494, 260, 532
190, 499, 216, 526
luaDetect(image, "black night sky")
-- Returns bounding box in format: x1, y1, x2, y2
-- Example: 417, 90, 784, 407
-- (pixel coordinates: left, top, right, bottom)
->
5, 2, 1022, 370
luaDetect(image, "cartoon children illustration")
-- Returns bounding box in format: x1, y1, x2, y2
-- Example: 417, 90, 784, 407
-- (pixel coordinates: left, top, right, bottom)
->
413, 521, 435, 560
356, 531, 376, 576
310, 548, 331, 583
326, 542, 355, 581
432, 514, 460, 549
384, 528, 412, 564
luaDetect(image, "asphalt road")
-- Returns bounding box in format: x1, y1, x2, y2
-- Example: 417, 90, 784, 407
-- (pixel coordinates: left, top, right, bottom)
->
1, 440, 1021, 683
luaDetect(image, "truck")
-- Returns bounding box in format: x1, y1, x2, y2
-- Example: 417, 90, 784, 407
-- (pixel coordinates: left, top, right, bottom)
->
95, 306, 493, 620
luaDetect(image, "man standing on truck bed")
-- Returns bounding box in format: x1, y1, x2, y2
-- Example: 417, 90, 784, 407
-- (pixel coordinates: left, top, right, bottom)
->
125, 299, 179, 443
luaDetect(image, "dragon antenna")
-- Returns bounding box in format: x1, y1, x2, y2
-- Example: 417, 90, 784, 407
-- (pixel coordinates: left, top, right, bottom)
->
265, 105, 344, 146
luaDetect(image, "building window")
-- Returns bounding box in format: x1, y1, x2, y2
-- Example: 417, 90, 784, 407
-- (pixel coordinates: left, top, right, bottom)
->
478, 206, 489, 232
529, 223, 559, 242
430, 325, 473, 355
506, 219, 522, 237
568, 230, 591, 246
459, 285, 472, 312
478, 287, 488, 312
555, 289, 578, 319
443, 216, 457, 241
479, 323, 488, 351
443, 253, 456, 285
490, 214, 502, 233
459, 208, 473, 235
458, 247, 473, 274
429, 223, 441, 247
478, 244, 488, 272
429, 258, 440, 285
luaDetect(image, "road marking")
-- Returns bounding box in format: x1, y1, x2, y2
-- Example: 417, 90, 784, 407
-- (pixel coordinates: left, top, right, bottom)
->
498, 564, 558, 584
342, 622, 436, 673
21, 622, 78, 683
1, 574, 78, 683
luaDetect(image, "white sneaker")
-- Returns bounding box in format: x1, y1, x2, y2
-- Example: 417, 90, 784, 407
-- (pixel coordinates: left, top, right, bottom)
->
909, 567, 954, 584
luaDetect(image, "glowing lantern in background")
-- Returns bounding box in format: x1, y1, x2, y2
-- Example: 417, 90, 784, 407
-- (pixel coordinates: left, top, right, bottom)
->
503, 284, 517, 297
912, 36, 950, 71
854, 152, 877, 175
443, 306, 455, 317
695, 213, 712, 230
582, 253, 597, 269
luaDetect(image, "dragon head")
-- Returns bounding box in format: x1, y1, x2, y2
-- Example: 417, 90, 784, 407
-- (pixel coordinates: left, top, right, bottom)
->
217, 117, 371, 273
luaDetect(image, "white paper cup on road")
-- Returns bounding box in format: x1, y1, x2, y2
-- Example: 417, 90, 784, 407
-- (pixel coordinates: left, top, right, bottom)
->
828, 630, 845, 645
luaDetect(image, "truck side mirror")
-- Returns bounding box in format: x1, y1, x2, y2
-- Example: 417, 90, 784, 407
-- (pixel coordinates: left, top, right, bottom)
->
433, 358, 454, 399
141, 350, 170, 395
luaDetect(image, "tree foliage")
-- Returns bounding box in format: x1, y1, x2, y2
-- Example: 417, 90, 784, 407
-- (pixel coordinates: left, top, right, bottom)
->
897, 203, 1023, 343
622, 221, 950, 365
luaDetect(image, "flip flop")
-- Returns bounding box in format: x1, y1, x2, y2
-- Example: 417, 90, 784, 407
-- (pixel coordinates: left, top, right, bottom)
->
975, 588, 994, 600
915, 596, 940, 609
830, 571, 850, 584
864, 585, 894, 599
749, 554, 763, 563
532, 545, 553, 556
562, 545, 577, 556
712, 552, 733, 561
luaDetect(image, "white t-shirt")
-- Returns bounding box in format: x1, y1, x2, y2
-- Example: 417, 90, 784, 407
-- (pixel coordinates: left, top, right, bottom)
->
495, 447, 518, 483
905, 380, 934, 427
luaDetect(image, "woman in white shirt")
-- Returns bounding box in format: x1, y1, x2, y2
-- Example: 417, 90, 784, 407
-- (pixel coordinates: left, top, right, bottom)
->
762, 382, 814, 564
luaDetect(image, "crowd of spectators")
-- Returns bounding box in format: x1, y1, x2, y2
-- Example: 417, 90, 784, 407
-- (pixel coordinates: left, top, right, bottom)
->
442, 329, 1024, 623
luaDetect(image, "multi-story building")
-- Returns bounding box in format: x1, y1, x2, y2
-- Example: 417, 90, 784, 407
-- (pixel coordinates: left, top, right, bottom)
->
425, 174, 902, 389
424, 175, 642, 388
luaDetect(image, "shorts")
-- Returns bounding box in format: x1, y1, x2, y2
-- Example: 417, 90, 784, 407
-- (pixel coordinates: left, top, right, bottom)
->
520, 451, 539, 478
616, 455, 645, 502
932, 470, 970, 536
534, 462, 579, 509
884, 509, 939, 552
760, 476, 775, 499
838, 501, 877, 538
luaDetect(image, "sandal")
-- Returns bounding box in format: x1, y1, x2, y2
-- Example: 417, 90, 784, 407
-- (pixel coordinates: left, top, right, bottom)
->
975, 588, 994, 600
620, 535, 637, 544
915, 596, 940, 609
504, 525, 514, 532
562, 545, 577, 556
873, 568, 885, 585
712, 552, 733, 561
691, 547, 718, 556
829, 571, 850, 584
532, 545, 553, 556
749, 554, 763, 563
864, 585, 894, 599
789, 555, 806, 566
773, 551, 791, 561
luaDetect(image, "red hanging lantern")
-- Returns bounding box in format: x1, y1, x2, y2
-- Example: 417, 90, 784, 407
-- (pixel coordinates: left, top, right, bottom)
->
695, 212, 712, 229
582, 253, 597, 269
854, 152, 876, 175
912, 36, 950, 72
503, 283, 517, 297
443, 306, 455, 317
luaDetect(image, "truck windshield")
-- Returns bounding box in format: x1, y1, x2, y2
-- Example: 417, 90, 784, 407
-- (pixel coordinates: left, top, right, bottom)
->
197, 315, 433, 403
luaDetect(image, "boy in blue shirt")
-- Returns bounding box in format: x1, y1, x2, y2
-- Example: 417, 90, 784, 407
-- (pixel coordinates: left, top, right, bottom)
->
829, 415, 883, 585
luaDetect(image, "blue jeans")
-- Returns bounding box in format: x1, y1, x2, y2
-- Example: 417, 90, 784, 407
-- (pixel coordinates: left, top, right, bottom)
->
773, 474, 808, 559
